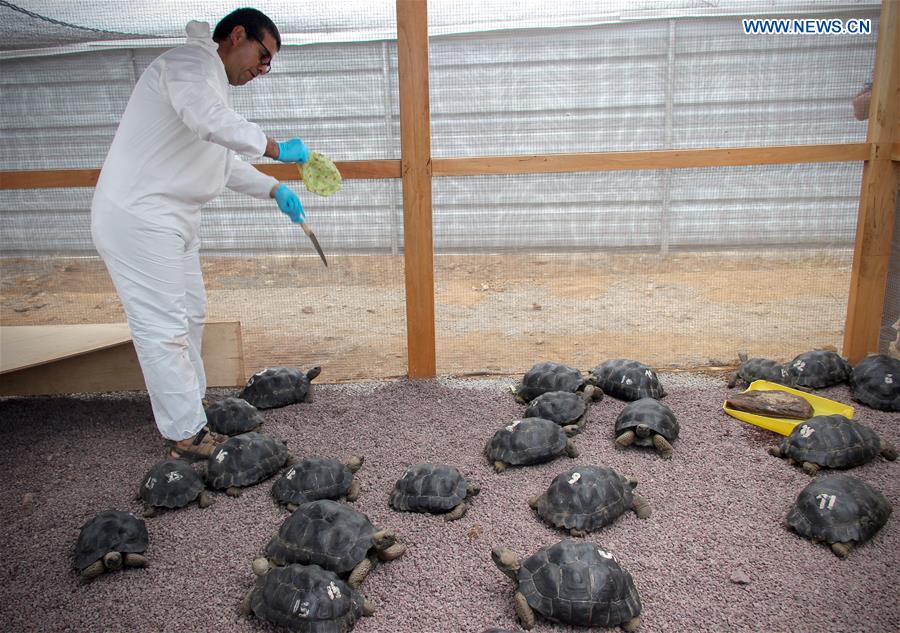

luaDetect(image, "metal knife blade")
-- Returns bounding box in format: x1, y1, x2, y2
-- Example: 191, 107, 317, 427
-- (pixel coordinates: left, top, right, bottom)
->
301, 222, 328, 267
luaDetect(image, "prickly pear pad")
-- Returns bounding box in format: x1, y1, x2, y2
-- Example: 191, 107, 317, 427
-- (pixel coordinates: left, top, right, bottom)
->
300, 151, 342, 196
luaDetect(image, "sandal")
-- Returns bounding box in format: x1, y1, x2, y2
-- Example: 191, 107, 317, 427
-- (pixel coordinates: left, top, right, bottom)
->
167, 426, 227, 462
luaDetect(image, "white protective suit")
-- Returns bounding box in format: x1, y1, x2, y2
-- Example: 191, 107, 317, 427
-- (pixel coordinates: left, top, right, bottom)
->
91, 20, 278, 441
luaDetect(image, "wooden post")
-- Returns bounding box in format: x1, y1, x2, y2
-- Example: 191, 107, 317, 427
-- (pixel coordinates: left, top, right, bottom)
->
396, 0, 436, 378
843, 0, 900, 363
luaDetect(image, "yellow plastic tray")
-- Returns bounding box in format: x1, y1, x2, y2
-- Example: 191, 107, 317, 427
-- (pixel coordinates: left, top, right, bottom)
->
723, 380, 854, 436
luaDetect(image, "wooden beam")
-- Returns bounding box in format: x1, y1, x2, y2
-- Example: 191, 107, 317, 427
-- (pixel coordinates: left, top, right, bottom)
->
0, 321, 245, 396
396, 0, 436, 378
432, 143, 870, 176
0, 160, 403, 190
844, 0, 900, 363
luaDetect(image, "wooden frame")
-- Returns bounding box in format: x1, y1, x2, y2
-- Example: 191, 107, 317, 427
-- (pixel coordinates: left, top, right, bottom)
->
0, 0, 897, 378
842, 0, 900, 364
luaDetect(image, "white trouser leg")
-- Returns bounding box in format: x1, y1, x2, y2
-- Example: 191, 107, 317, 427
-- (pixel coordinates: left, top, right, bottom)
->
92, 208, 207, 441
183, 241, 207, 399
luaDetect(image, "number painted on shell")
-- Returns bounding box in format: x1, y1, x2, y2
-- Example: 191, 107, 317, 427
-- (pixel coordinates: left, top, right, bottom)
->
815, 493, 837, 510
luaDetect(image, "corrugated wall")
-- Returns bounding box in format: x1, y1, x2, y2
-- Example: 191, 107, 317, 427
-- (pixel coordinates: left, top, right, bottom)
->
0, 10, 878, 256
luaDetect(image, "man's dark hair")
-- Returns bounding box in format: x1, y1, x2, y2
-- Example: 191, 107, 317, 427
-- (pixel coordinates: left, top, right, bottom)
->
213, 8, 281, 51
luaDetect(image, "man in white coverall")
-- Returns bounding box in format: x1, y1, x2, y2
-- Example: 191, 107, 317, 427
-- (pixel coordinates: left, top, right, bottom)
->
91, 8, 307, 460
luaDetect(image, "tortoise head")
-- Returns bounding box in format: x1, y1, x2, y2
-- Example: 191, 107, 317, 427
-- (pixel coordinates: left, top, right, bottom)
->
491, 547, 520, 581
635, 424, 651, 438
373, 529, 397, 550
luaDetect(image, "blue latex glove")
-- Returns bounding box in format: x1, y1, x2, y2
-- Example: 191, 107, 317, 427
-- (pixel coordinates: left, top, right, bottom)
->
274, 184, 305, 223
276, 138, 309, 164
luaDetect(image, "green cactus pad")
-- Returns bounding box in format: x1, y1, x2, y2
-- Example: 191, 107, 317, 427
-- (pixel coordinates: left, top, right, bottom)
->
300, 152, 342, 197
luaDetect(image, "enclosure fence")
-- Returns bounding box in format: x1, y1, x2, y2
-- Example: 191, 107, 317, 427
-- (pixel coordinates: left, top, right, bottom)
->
0, 0, 897, 384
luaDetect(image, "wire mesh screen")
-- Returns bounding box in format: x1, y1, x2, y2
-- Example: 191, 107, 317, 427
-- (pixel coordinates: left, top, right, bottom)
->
883, 184, 900, 356
1, 1, 895, 389
432, 162, 861, 376
428, 9, 878, 157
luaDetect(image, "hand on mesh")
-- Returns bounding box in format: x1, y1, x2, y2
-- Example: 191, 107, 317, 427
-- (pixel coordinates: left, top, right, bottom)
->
276, 138, 310, 164
274, 184, 305, 223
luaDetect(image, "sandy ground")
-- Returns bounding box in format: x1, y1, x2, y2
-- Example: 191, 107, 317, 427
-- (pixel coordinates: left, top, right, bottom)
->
1, 251, 854, 382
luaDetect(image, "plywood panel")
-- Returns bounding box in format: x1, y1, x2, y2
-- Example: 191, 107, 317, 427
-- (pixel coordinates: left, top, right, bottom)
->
0, 322, 244, 396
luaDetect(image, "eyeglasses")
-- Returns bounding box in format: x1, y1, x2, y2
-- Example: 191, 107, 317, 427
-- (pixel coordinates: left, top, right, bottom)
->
248, 32, 272, 72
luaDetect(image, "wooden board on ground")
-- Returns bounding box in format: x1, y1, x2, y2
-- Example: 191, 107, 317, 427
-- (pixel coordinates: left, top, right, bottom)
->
0, 322, 244, 396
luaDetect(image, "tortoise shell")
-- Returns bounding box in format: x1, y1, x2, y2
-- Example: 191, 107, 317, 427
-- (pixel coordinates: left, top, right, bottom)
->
533, 465, 635, 534
786, 474, 892, 548
248, 563, 366, 633
73, 510, 148, 572
486, 418, 568, 467
850, 354, 900, 411
524, 391, 590, 428
139, 458, 205, 509
264, 499, 378, 575
614, 398, 679, 442
389, 463, 471, 514
786, 351, 851, 389
205, 432, 289, 490
734, 357, 790, 387
514, 362, 586, 402
204, 397, 264, 435
239, 366, 321, 410
272, 458, 355, 507
589, 359, 666, 401
516, 539, 641, 628
776, 414, 882, 470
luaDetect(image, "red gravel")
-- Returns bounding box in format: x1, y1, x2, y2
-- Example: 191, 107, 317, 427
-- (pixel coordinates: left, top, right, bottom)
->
0, 375, 897, 632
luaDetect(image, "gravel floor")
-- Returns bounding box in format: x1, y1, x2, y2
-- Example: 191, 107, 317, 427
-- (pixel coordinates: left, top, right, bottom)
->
0, 373, 897, 633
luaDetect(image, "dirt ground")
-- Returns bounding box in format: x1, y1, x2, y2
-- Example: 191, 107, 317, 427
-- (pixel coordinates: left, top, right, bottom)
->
1, 250, 855, 382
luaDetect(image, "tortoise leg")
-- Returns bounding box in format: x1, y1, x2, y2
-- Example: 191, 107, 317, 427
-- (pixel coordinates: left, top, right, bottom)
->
238, 589, 255, 616
831, 542, 851, 558
103, 551, 123, 572
767, 445, 782, 458
494, 461, 507, 473
652, 435, 673, 460
379, 543, 407, 562
226, 486, 242, 497
622, 615, 642, 632
615, 431, 636, 449
123, 553, 147, 568
632, 493, 652, 519
880, 441, 898, 461
569, 528, 586, 537
564, 439, 579, 458
198, 491, 213, 508
80, 560, 106, 583
251, 557, 271, 576
142, 505, 158, 518
726, 371, 739, 389
287, 503, 298, 512
348, 558, 375, 588
304, 383, 315, 403
445, 502, 468, 521
346, 480, 361, 502
515, 591, 536, 630
362, 599, 376, 617
346, 455, 365, 472
801, 462, 819, 476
